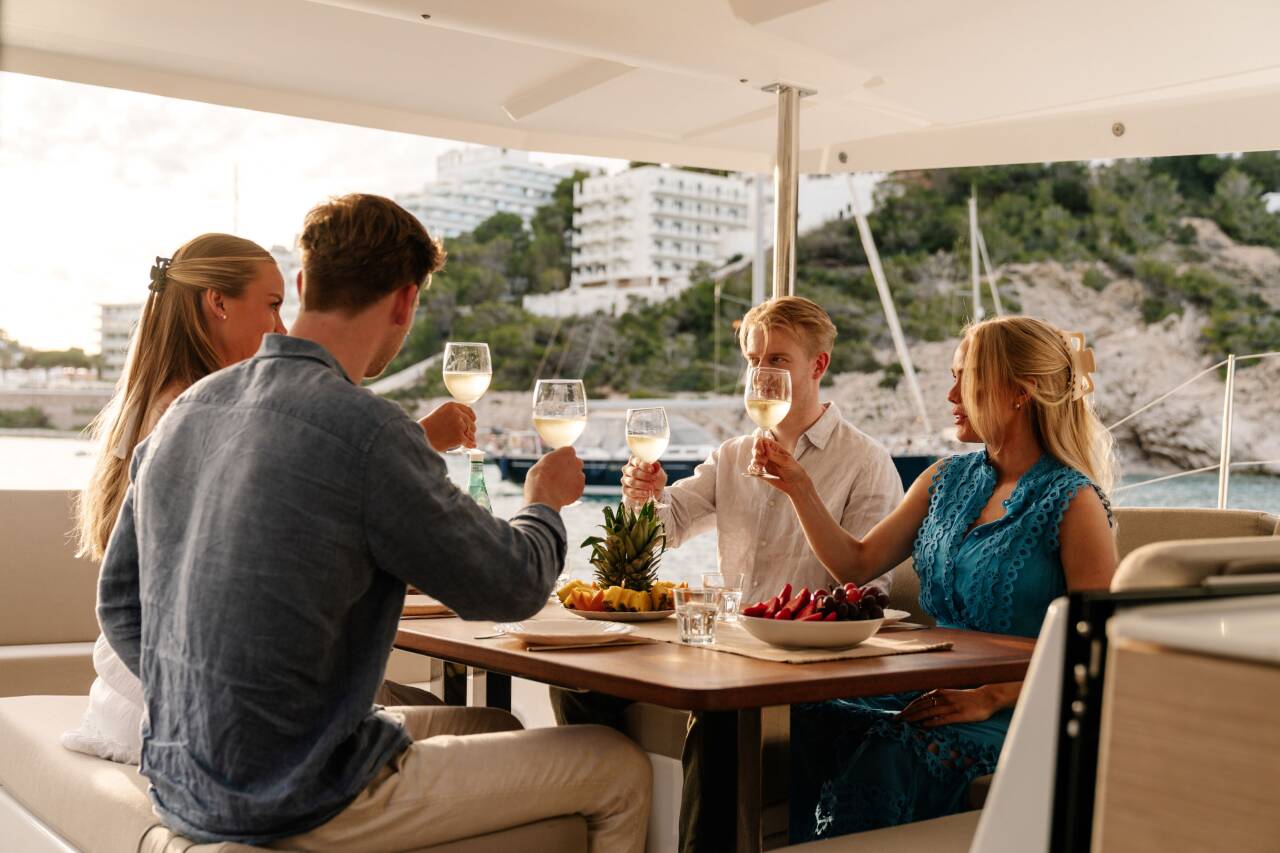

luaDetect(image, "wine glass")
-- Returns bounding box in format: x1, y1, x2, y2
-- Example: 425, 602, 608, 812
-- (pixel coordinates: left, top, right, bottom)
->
442, 342, 492, 452
625, 406, 669, 506
533, 379, 588, 507
743, 366, 791, 478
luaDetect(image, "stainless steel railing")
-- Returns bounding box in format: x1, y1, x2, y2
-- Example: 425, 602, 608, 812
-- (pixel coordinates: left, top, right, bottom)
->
1109, 350, 1280, 507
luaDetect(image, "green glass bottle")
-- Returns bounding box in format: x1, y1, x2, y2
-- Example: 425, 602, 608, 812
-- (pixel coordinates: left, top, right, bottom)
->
467, 449, 492, 512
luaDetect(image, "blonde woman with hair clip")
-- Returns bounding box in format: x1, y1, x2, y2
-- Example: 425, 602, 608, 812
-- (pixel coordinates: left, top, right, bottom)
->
753, 315, 1118, 840
63, 233, 286, 764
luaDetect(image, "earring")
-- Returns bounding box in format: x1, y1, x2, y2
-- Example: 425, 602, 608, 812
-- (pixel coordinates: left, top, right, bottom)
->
1015, 402, 1023, 410
221, 313, 228, 320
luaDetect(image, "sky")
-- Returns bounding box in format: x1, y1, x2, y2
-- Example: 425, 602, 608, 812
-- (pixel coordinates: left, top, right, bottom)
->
0, 72, 622, 353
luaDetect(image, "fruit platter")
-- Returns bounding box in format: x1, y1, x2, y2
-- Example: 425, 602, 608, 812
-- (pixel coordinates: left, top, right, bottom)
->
558, 501, 686, 622
739, 582, 904, 650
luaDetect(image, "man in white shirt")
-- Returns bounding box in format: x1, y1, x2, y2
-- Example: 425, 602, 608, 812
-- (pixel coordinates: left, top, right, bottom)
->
554, 296, 904, 853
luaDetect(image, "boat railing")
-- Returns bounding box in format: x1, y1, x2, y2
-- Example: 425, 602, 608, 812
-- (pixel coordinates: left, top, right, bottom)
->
1108, 350, 1280, 507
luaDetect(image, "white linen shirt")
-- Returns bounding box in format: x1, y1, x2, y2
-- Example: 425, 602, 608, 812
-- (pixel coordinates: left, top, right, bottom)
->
656, 402, 904, 604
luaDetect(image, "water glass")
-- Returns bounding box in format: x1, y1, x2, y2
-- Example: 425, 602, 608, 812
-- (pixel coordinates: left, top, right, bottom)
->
702, 572, 745, 622
674, 587, 718, 645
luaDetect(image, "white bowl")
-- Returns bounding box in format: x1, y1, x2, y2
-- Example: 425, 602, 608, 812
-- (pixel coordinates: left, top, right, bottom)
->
739, 614, 884, 650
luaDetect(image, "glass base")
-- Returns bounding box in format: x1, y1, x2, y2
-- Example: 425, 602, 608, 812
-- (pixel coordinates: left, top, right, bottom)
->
742, 469, 780, 480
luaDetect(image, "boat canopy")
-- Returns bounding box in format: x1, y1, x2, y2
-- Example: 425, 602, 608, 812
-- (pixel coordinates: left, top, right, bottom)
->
4, 0, 1280, 173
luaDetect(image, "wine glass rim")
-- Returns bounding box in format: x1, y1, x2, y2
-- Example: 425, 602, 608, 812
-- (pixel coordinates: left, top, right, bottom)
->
625, 406, 667, 415
444, 341, 490, 348
534, 378, 585, 386
749, 366, 789, 375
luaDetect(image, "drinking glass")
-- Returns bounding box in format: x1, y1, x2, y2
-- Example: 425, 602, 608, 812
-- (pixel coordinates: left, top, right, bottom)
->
702, 572, 745, 622
743, 366, 791, 478
674, 587, 719, 645
625, 406, 669, 507
442, 342, 492, 452
533, 379, 588, 507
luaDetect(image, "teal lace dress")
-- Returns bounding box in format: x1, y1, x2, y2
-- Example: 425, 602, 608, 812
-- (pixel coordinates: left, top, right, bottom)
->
790, 451, 1112, 841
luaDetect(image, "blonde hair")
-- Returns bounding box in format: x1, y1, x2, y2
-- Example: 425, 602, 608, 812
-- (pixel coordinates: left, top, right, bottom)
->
960, 316, 1116, 493
76, 234, 273, 560
737, 296, 837, 356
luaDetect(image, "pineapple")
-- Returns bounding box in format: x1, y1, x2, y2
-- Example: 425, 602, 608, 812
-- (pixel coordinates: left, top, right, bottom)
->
581, 502, 666, 605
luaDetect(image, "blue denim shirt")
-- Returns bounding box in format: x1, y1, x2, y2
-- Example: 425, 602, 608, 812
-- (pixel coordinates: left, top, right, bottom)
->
98, 335, 566, 844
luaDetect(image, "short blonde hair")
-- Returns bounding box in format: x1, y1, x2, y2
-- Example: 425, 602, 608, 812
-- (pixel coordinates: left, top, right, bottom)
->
737, 296, 837, 356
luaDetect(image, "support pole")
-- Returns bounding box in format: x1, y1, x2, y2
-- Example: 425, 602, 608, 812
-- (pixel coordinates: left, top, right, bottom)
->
751, 174, 767, 306
969, 194, 985, 320
766, 84, 809, 299
1217, 354, 1237, 509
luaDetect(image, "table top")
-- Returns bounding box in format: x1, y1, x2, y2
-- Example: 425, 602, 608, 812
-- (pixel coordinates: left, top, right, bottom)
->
396, 613, 1036, 711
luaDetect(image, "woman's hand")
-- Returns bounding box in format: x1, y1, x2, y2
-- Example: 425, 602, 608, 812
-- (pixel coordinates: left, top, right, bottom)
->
897, 687, 1003, 729
752, 435, 812, 495
419, 402, 477, 452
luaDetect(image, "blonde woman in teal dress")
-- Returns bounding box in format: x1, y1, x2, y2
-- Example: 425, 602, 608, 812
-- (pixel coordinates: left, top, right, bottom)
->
753, 316, 1119, 840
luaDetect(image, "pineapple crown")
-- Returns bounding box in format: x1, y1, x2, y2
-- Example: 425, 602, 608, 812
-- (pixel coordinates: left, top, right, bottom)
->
581, 501, 666, 593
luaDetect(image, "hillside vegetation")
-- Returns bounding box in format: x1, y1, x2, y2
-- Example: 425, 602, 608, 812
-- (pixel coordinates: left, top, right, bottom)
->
384, 154, 1280, 403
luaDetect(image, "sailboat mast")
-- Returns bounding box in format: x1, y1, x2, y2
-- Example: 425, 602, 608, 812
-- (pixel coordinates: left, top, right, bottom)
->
850, 178, 933, 435
969, 193, 984, 320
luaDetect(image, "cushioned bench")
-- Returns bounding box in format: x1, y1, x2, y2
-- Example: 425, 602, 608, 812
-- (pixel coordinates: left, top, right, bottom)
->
0, 695, 588, 853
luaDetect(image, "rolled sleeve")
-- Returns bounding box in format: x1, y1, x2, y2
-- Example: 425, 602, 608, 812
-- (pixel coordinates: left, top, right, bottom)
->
363, 417, 566, 621
98, 460, 144, 678
656, 443, 722, 549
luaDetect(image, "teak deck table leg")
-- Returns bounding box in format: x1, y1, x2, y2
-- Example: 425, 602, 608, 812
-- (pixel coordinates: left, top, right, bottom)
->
738, 705, 790, 853
442, 661, 512, 711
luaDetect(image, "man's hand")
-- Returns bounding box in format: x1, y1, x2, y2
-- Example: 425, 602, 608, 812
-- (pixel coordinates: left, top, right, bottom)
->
621, 458, 667, 504
419, 402, 477, 452
752, 436, 811, 495
525, 447, 586, 510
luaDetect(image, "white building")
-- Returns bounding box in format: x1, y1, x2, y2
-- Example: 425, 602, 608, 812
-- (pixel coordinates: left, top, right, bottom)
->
523, 167, 750, 317
525, 167, 882, 318
397, 147, 571, 239
99, 303, 143, 383
269, 245, 303, 329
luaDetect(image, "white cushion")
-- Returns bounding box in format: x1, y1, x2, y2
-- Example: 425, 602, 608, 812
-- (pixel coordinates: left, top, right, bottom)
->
60, 635, 143, 764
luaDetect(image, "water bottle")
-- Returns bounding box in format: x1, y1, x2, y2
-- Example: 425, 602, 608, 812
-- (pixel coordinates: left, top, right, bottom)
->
467, 449, 492, 512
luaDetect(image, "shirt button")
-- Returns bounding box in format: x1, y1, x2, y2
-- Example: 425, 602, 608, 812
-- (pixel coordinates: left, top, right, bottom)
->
768, 499, 776, 507
759, 538, 767, 546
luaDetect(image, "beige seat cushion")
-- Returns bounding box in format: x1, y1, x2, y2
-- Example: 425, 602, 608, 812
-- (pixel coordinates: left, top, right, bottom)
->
1113, 507, 1279, 561
0, 696, 586, 853
0, 491, 99, 647
1111, 536, 1280, 592
786, 809, 979, 851
885, 560, 935, 628
0, 643, 95, 698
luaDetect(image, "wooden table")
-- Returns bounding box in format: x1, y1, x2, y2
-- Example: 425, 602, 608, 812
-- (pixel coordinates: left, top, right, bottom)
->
396, 616, 1034, 851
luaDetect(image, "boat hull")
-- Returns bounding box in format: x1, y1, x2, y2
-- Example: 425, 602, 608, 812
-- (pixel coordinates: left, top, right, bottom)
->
495, 453, 936, 491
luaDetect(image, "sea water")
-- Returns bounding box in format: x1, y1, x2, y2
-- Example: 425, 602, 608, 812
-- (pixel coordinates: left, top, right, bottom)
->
5, 434, 1279, 588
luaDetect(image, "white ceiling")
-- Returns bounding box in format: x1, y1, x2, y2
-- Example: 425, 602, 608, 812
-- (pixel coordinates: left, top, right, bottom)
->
5, 0, 1280, 172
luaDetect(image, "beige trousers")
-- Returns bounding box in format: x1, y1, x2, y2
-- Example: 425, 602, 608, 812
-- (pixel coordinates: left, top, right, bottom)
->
271, 705, 652, 853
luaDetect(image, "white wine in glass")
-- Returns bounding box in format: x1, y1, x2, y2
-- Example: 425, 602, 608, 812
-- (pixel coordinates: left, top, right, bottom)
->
533, 379, 588, 507
625, 406, 669, 507
532, 415, 587, 449
625, 407, 670, 464
442, 342, 492, 405
744, 366, 791, 478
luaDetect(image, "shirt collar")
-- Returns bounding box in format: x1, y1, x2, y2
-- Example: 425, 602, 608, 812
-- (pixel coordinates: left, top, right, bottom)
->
255, 334, 355, 385
799, 401, 841, 451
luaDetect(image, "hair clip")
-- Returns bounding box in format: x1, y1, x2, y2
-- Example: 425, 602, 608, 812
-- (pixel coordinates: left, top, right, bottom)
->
1061, 331, 1096, 401
149, 256, 172, 293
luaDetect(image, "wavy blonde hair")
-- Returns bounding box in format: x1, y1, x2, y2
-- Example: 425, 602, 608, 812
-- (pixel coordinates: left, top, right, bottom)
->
960, 316, 1116, 493
737, 296, 838, 356
76, 234, 273, 560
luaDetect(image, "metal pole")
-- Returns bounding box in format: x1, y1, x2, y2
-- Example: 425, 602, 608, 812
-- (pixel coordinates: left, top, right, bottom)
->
751, 174, 767, 305
976, 227, 1004, 315
714, 280, 722, 394
1217, 354, 1237, 509
850, 179, 933, 435
766, 84, 808, 299
969, 194, 985, 320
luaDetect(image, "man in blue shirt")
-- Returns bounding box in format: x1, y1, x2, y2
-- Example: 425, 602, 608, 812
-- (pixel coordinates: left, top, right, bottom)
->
99, 194, 651, 851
